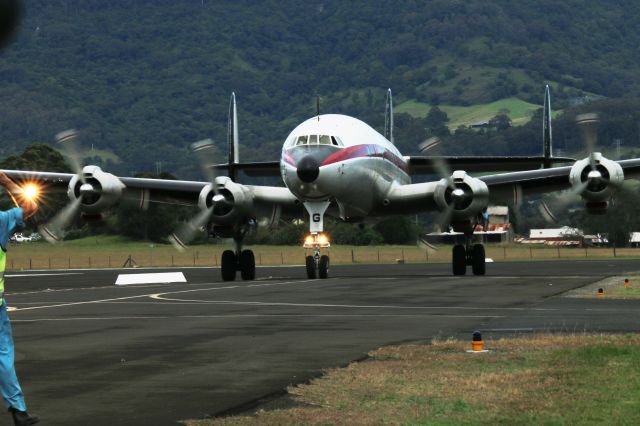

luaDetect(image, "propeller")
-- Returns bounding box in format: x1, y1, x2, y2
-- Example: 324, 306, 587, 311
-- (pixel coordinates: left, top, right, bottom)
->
575, 113, 611, 194
168, 139, 226, 251
534, 113, 604, 224
38, 130, 84, 243
431, 158, 457, 231
418, 136, 441, 153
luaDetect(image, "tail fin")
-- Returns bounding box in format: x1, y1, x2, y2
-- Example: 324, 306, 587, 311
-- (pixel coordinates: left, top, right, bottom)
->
228, 92, 239, 180
543, 85, 553, 168
384, 88, 394, 144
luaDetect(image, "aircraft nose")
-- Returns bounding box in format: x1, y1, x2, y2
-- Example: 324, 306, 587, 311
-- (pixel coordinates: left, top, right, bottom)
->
296, 155, 320, 183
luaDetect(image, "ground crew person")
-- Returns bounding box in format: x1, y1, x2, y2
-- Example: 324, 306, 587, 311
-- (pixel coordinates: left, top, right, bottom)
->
0, 171, 39, 426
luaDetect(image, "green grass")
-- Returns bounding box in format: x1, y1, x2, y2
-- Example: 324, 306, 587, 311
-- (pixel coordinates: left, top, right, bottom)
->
184, 334, 640, 426
605, 279, 640, 298
7, 235, 640, 270
396, 97, 544, 129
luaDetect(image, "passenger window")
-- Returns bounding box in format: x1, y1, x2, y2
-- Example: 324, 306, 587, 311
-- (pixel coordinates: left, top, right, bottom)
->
296, 135, 308, 145
319, 135, 332, 145
309, 135, 318, 144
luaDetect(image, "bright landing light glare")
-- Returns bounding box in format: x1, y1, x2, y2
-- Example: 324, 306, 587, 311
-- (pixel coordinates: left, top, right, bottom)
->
21, 183, 41, 201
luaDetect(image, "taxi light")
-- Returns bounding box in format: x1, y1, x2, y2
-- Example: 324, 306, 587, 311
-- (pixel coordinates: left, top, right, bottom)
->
303, 233, 331, 248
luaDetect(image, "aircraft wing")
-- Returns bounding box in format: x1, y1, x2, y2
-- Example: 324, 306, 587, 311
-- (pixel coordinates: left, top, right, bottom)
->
0, 169, 301, 217
481, 158, 640, 202
406, 156, 575, 174
211, 156, 579, 177
382, 157, 640, 215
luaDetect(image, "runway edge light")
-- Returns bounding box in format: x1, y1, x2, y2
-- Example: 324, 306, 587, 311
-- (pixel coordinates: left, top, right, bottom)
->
466, 330, 489, 353
624, 278, 630, 288
597, 287, 604, 297
471, 331, 484, 352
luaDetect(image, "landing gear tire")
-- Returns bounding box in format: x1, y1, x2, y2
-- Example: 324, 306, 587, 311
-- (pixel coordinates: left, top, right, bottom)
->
318, 255, 329, 279
305, 255, 316, 279
452, 245, 467, 276
239, 249, 256, 281
471, 244, 486, 276
221, 250, 237, 281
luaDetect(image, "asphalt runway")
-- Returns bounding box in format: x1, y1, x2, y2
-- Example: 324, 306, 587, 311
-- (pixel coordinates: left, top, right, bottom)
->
3, 259, 640, 425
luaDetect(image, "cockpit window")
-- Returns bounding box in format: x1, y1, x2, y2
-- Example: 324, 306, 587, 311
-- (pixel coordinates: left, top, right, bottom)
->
292, 134, 343, 147
319, 135, 332, 145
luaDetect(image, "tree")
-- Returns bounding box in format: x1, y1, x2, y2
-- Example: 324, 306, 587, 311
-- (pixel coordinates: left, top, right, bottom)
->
575, 185, 640, 247
374, 216, 420, 244
115, 172, 181, 242
489, 114, 512, 131
424, 106, 450, 138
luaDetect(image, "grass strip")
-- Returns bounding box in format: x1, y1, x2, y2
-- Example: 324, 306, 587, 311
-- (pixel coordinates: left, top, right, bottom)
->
186, 334, 640, 426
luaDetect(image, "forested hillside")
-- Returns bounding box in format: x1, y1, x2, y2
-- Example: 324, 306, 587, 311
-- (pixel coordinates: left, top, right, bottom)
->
2, 0, 640, 177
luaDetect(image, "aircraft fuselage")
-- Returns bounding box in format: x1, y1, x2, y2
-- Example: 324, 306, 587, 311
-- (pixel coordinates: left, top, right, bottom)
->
280, 114, 410, 220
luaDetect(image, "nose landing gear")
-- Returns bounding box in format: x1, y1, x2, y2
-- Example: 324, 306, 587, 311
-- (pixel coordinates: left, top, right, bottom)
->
304, 234, 330, 279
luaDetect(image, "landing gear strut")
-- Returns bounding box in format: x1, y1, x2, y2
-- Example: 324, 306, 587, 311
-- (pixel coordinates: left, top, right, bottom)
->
220, 227, 256, 281
451, 222, 486, 276
302, 201, 331, 280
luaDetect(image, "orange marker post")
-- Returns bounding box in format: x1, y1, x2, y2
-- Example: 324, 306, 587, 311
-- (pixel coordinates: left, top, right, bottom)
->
471, 331, 484, 352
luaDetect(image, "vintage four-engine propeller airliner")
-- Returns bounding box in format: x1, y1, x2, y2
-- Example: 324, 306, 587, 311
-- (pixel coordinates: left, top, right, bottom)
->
1, 87, 637, 280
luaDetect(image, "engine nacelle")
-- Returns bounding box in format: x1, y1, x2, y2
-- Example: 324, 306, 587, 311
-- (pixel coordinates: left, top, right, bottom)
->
434, 170, 489, 221
197, 176, 253, 225
569, 153, 623, 210
68, 165, 125, 216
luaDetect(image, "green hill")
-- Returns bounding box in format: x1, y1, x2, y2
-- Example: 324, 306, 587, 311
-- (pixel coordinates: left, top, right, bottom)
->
2, 1, 640, 175
396, 97, 543, 129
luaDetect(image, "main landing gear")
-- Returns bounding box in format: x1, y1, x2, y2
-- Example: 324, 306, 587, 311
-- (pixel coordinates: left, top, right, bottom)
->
451, 222, 486, 276
220, 230, 256, 281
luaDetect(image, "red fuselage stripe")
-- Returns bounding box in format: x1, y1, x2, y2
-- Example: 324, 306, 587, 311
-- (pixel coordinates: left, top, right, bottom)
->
319, 144, 409, 173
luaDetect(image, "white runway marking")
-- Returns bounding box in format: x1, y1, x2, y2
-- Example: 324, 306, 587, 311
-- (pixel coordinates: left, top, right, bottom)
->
12, 313, 504, 322
9, 279, 315, 312
115, 272, 187, 285
6, 273, 84, 278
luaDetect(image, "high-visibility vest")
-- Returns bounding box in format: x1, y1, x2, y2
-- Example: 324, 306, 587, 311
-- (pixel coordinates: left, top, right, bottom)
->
0, 249, 5, 299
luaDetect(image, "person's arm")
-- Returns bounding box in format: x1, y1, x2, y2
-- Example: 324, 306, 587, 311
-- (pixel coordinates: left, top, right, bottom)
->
0, 171, 38, 218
